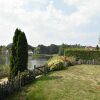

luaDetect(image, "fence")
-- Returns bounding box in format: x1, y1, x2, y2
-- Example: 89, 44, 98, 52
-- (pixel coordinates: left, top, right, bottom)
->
77, 59, 100, 65
0, 65, 48, 99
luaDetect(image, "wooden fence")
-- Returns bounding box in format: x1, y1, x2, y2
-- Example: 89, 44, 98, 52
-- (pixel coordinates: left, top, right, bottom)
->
0, 65, 48, 99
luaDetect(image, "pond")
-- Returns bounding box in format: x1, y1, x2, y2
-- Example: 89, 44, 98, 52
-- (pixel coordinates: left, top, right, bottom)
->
0, 55, 48, 70
28, 58, 47, 70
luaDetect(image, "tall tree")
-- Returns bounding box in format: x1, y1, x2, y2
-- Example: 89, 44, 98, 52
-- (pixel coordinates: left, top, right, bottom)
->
17, 32, 28, 72
96, 45, 99, 50
49, 44, 59, 54
10, 29, 21, 78
9, 28, 28, 79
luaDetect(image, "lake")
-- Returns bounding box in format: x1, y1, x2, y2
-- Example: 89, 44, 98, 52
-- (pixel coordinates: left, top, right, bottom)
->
28, 59, 47, 70
0, 55, 47, 70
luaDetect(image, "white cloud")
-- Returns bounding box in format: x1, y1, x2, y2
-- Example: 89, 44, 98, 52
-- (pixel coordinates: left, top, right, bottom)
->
64, 0, 100, 26
0, 0, 100, 46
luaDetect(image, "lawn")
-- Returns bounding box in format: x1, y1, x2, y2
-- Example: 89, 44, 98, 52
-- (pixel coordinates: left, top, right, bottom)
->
8, 65, 100, 100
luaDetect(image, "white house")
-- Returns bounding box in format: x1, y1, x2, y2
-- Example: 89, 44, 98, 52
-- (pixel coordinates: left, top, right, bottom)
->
28, 50, 33, 55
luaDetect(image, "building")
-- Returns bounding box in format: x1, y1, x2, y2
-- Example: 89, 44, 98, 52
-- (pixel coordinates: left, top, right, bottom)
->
28, 50, 33, 55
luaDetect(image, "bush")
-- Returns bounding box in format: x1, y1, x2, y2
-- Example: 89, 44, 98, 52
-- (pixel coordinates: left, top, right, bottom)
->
65, 49, 100, 61
19, 70, 35, 86
61, 56, 76, 66
48, 56, 76, 71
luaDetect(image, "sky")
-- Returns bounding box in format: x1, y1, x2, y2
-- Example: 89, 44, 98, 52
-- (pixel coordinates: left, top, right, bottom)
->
0, 0, 100, 46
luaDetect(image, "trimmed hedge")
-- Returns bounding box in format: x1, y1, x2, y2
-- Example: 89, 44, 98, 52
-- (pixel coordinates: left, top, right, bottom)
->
65, 49, 100, 61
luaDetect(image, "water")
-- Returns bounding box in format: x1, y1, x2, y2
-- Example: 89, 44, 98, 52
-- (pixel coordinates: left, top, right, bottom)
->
0, 55, 47, 70
28, 59, 47, 70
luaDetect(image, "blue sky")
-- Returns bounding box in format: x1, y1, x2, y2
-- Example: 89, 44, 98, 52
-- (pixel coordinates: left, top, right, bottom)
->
0, 0, 100, 46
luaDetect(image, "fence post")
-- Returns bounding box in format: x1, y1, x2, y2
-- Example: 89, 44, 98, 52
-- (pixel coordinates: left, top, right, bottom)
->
33, 65, 36, 78
44, 66, 47, 76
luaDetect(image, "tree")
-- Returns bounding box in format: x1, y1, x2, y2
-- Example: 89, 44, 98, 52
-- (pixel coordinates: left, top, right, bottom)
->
96, 45, 99, 50
9, 28, 28, 79
17, 32, 28, 72
49, 44, 59, 54
10, 29, 21, 78
37, 45, 48, 54
34, 47, 40, 54
58, 44, 66, 56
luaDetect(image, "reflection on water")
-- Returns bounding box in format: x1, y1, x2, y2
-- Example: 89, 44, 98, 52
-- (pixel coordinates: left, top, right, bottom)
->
28, 59, 47, 70
0, 55, 47, 71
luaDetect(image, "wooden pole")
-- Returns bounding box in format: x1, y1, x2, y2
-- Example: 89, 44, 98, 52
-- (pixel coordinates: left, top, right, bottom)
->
34, 65, 36, 78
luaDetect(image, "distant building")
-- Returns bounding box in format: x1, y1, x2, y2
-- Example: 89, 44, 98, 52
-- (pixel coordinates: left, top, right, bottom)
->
28, 50, 33, 55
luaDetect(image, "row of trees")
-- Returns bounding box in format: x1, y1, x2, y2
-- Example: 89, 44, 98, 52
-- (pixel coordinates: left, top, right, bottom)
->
34, 44, 85, 55
9, 28, 28, 79
34, 44, 59, 54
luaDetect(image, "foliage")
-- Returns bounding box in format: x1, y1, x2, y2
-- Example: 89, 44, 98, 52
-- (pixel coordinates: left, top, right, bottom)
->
9, 28, 28, 79
0, 65, 9, 79
48, 56, 64, 71
48, 56, 76, 71
49, 44, 59, 54
34, 44, 59, 54
10, 29, 20, 78
59, 56, 76, 66
96, 45, 99, 50
17, 32, 28, 72
58, 43, 66, 56
19, 70, 35, 86
0, 46, 6, 55
32, 54, 52, 59
6, 43, 34, 56
65, 49, 100, 61
0, 46, 7, 65
0, 55, 5, 65
32, 43, 85, 55
34, 47, 40, 54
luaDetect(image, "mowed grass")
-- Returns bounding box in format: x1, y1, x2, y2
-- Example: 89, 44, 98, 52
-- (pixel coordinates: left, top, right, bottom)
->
8, 65, 100, 100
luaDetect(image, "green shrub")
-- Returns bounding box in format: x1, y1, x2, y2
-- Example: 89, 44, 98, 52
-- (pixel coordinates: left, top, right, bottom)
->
48, 56, 76, 71
19, 70, 35, 86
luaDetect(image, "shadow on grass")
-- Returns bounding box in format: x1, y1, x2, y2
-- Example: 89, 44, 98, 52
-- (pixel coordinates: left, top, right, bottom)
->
36, 75, 62, 82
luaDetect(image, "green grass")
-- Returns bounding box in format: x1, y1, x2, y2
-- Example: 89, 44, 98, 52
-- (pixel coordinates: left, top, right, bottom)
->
8, 65, 100, 100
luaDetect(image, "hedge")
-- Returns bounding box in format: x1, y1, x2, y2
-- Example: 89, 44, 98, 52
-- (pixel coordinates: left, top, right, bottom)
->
65, 49, 100, 61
